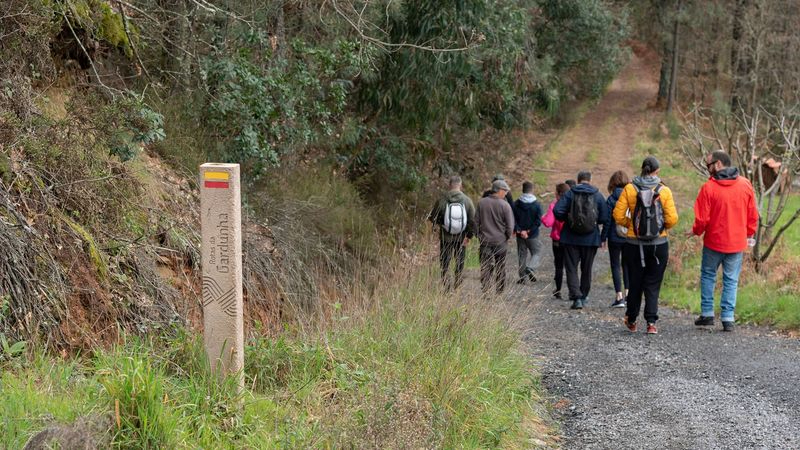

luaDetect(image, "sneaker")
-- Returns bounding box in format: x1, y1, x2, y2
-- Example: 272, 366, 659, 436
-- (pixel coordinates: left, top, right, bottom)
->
694, 316, 714, 326
610, 299, 626, 308
516, 278, 526, 285
553, 290, 562, 300
528, 273, 537, 283
624, 316, 637, 332
570, 299, 583, 310
646, 323, 658, 334
722, 321, 735, 332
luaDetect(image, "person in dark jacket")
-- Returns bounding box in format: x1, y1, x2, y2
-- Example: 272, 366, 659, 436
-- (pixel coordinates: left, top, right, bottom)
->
481, 174, 514, 206
603, 170, 631, 308
513, 181, 543, 284
428, 175, 477, 291
476, 179, 515, 294
553, 170, 609, 310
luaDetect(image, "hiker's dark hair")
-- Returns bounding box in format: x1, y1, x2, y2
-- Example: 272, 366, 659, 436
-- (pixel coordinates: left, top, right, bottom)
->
641, 156, 660, 176
565, 179, 577, 188
710, 150, 732, 167
577, 171, 592, 183
556, 183, 570, 196
607, 170, 630, 193
522, 181, 533, 193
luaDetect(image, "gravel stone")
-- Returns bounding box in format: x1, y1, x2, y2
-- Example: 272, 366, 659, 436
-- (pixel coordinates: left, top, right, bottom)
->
504, 236, 800, 449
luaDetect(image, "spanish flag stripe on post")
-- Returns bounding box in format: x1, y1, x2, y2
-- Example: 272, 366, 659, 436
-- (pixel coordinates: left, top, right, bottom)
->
204, 171, 230, 188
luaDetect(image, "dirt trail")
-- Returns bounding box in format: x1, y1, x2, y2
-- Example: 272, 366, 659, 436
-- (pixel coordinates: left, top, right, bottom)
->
488, 48, 800, 449
544, 48, 658, 187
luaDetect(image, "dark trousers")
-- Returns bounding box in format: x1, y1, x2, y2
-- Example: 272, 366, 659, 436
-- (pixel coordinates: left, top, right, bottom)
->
552, 241, 565, 292
608, 241, 629, 294
439, 237, 466, 291
564, 245, 598, 301
479, 242, 507, 294
624, 242, 669, 323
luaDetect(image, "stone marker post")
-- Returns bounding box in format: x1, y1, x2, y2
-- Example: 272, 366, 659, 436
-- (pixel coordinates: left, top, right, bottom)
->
200, 163, 244, 389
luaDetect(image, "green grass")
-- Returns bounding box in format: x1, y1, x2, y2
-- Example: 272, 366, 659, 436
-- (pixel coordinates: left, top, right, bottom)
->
661, 271, 800, 330
775, 195, 800, 258
465, 239, 481, 269
0, 270, 548, 448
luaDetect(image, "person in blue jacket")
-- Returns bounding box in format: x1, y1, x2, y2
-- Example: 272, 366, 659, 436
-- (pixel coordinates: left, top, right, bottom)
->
603, 170, 630, 308
553, 170, 609, 310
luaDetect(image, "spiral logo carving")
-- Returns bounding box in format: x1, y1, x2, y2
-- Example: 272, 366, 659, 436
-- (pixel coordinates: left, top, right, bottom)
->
202, 276, 237, 318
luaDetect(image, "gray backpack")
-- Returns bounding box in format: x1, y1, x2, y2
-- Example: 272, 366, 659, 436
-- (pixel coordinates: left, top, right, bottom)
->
443, 202, 467, 235
632, 185, 665, 240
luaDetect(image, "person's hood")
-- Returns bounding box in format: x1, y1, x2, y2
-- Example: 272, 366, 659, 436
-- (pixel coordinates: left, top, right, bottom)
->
611, 186, 624, 199
632, 175, 661, 190
712, 167, 740, 184
572, 183, 599, 194
519, 193, 537, 203
446, 190, 467, 202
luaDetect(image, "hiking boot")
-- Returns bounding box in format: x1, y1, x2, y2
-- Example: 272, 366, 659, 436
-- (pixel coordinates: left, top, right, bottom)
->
528, 273, 537, 283
624, 316, 637, 332
610, 299, 626, 308
694, 316, 714, 326
722, 321, 735, 332
570, 299, 583, 310
516, 278, 526, 285
553, 290, 562, 300
646, 323, 658, 334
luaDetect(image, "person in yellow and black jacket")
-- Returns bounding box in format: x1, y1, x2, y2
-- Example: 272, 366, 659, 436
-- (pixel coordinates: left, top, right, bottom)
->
613, 156, 678, 335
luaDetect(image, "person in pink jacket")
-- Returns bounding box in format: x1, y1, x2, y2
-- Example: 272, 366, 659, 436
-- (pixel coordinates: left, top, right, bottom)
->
542, 183, 569, 299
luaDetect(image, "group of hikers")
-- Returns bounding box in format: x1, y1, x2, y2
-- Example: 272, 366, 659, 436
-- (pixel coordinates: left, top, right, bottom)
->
429, 151, 759, 334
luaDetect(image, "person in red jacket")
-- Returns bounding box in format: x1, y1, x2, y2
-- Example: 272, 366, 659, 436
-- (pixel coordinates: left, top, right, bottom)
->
687, 151, 759, 332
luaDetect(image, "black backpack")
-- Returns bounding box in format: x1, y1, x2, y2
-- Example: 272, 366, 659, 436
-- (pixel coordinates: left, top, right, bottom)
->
632, 185, 665, 240
567, 191, 598, 234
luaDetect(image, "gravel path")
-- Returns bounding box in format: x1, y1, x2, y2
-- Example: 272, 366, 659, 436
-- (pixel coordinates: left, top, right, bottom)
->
483, 46, 800, 448
507, 237, 800, 449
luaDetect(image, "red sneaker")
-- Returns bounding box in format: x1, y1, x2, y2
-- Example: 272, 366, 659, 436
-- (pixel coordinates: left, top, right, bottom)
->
646, 323, 658, 334
624, 316, 637, 332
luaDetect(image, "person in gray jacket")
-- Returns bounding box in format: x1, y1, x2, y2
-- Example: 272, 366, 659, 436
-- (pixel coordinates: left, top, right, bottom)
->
428, 176, 476, 291
476, 179, 515, 294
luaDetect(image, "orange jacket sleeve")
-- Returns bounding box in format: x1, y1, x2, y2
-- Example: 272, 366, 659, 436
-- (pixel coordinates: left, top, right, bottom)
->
613, 184, 634, 228
661, 186, 679, 230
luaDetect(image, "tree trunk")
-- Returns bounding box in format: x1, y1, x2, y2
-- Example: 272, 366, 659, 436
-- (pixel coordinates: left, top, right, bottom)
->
730, 0, 749, 111
655, 0, 671, 108
656, 42, 671, 108
666, 0, 682, 114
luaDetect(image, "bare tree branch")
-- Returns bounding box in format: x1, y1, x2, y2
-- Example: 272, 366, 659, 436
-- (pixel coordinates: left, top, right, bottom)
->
681, 102, 800, 269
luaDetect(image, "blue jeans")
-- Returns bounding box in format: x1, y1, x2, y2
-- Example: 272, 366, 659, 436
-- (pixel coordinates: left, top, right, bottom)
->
700, 247, 743, 322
